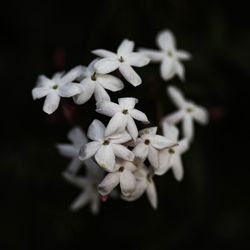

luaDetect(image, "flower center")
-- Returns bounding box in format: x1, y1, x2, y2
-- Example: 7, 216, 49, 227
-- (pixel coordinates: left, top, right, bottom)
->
144, 139, 150, 145
119, 166, 124, 172
91, 72, 97, 81
168, 148, 175, 154
186, 107, 193, 113
147, 173, 153, 182
122, 109, 129, 114
103, 140, 110, 145
119, 56, 124, 63
167, 50, 173, 57
52, 84, 58, 90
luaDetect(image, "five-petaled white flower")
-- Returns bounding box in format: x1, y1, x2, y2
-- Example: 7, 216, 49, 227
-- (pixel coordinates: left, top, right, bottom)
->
92, 39, 150, 86
73, 59, 124, 105
140, 30, 191, 81
96, 97, 149, 140
98, 159, 137, 197
132, 127, 177, 171
79, 119, 134, 171
163, 86, 209, 141
122, 166, 158, 210
63, 164, 104, 214
32, 66, 83, 114
157, 122, 189, 181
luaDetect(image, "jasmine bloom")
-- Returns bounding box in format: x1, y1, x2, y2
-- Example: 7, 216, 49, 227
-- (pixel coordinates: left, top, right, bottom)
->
96, 97, 149, 140
140, 30, 191, 81
92, 39, 150, 86
32, 66, 83, 114
73, 59, 124, 105
163, 86, 209, 141
79, 119, 134, 171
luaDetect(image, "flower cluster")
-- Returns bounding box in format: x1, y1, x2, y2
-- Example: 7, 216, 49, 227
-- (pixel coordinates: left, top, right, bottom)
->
32, 30, 209, 213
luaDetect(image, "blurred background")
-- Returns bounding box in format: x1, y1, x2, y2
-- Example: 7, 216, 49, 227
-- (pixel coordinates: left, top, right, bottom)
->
1, 0, 250, 249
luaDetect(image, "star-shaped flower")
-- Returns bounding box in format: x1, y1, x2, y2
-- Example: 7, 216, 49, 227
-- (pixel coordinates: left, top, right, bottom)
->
140, 30, 191, 81
92, 39, 150, 86
73, 59, 124, 105
98, 160, 137, 197
122, 166, 158, 210
132, 127, 177, 171
79, 119, 134, 171
157, 122, 189, 180
96, 97, 149, 140
163, 86, 209, 141
63, 164, 104, 214
32, 66, 83, 114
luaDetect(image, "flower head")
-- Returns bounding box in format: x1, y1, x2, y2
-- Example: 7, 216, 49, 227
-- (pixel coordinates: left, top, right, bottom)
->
140, 30, 191, 81
73, 59, 124, 105
163, 86, 209, 141
92, 39, 150, 86
96, 97, 149, 140
79, 119, 134, 171
32, 66, 83, 114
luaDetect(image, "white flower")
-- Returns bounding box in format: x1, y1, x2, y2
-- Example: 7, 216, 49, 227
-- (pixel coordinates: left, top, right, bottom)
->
157, 123, 189, 180
163, 86, 209, 141
92, 39, 150, 86
56, 126, 87, 175
98, 160, 137, 197
32, 66, 83, 114
140, 30, 191, 81
96, 97, 149, 140
122, 167, 158, 210
132, 127, 177, 170
79, 119, 134, 172
73, 59, 124, 105
63, 165, 104, 214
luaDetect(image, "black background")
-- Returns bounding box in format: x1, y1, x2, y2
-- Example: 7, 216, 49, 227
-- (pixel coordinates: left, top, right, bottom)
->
1, 1, 250, 249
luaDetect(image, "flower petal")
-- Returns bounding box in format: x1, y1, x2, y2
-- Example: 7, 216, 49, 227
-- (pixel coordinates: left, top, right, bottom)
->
160, 56, 174, 81
167, 86, 186, 108
70, 191, 90, 211
96, 100, 121, 117
157, 30, 176, 51
182, 114, 194, 141
94, 84, 110, 103
112, 144, 134, 161
172, 156, 184, 181
32, 87, 51, 100
151, 135, 176, 149
87, 119, 105, 141
97, 75, 124, 91
67, 158, 82, 175
95, 145, 116, 171
192, 105, 209, 124
130, 109, 149, 123
146, 180, 158, 209
43, 92, 60, 114
73, 79, 95, 105
59, 83, 81, 97
109, 131, 132, 144
126, 116, 138, 140
162, 110, 185, 124
120, 169, 136, 196
61, 65, 84, 85
118, 97, 138, 109
117, 39, 134, 55
91, 49, 117, 58
90, 193, 100, 215
178, 138, 189, 154
105, 112, 127, 137
148, 146, 159, 169
139, 49, 164, 62
125, 52, 150, 67
175, 61, 185, 81
156, 149, 173, 175
162, 122, 179, 141
68, 126, 87, 148
132, 143, 149, 163
94, 58, 119, 74
176, 50, 191, 61
98, 172, 120, 195
56, 144, 78, 158
119, 64, 142, 86
79, 141, 100, 160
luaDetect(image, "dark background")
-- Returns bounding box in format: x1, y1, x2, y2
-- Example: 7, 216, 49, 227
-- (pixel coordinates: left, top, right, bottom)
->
1, 1, 250, 249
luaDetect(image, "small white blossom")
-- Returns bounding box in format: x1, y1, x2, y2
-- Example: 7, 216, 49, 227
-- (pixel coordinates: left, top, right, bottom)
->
32, 66, 83, 114
157, 123, 189, 180
92, 39, 150, 86
98, 160, 137, 197
140, 30, 191, 81
163, 86, 209, 141
73, 59, 124, 105
63, 163, 104, 214
79, 119, 134, 171
96, 97, 149, 140
133, 127, 177, 171
122, 167, 158, 210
